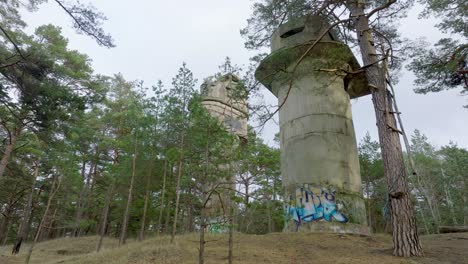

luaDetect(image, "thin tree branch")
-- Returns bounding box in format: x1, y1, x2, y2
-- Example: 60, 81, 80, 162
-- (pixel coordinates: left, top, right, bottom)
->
0, 25, 26, 60
366, 0, 397, 19
53, 0, 110, 47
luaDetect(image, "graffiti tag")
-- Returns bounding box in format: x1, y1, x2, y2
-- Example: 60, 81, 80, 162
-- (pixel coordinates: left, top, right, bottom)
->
286, 186, 348, 229
208, 223, 227, 234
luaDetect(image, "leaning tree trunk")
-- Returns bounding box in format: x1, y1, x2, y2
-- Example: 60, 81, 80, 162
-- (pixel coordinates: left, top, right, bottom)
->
13, 164, 39, 254
97, 183, 114, 252
0, 210, 12, 245
0, 125, 22, 179
119, 142, 138, 246
171, 134, 185, 244
347, 1, 422, 257
25, 175, 61, 264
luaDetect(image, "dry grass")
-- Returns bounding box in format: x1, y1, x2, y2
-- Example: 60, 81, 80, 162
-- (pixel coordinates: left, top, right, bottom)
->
0, 232, 467, 264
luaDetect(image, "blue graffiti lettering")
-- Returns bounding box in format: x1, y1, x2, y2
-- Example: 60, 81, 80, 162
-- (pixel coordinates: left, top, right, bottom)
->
286, 187, 348, 228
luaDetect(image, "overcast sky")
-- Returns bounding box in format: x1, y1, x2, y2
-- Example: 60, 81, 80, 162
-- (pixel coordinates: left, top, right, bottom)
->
20, 1, 467, 149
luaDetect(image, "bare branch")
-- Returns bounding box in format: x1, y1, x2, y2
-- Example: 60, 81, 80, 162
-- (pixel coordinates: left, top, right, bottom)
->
0, 25, 26, 60
366, 0, 397, 19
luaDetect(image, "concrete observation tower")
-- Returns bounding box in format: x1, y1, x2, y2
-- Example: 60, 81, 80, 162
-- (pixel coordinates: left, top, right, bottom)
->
255, 16, 370, 234
200, 74, 248, 232
201, 74, 248, 141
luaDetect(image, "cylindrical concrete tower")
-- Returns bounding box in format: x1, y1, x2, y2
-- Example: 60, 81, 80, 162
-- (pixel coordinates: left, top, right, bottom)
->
200, 73, 248, 232
255, 16, 370, 235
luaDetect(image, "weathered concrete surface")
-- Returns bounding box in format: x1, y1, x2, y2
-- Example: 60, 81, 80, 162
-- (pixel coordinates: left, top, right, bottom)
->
255, 16, 369, 234
201, 74, 248, 230
201, 74, 248, 141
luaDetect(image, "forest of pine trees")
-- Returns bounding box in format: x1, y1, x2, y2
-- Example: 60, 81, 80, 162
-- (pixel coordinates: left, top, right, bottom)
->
0, 0, 467, 263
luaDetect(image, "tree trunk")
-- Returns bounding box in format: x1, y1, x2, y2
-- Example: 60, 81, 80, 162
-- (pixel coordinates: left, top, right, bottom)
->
97, 183, 114, 252
25, 175, 61, 264
119, 141, 138, 246
82, 158, 99, 235
0, 125, 22, 179
228, 192, 234, 264
157, 160, 168, 234
12, 165, 37, 254
185, 186, 194, 233
199, 201, 206, 264
347, 1, 422, 257
439, 226, 468, 233
415, 194, 430, 235
164, 165, 175, 234
366, 175, 373, 231
199, 139, 210, 264
164, 194, 172, 234
464, 176, 467, 226
0, 213, 11, 245
72, 160, 88, 237
171, 134, 185, 243
139, 151, 154, 241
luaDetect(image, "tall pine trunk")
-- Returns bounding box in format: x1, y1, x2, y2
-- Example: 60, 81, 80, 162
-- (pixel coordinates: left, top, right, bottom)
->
0, 209, 12, 245
25, 175, 61, 264
97, 183, 114, 252
119, 141, 138, 245
12, 164, 38, 254
139, 148, 154, 241
199, 139, 209, 264
157, 160, 168, 234
171, 134, 185, 243
347, 1, 422, 256
72, 160, 88, 237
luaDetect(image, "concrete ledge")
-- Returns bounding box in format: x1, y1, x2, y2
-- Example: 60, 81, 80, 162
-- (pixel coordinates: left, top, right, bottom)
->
255, 42, 369, 99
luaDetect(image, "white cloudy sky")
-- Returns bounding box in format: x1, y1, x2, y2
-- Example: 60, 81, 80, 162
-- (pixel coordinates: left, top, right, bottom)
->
20, 0, 467, 149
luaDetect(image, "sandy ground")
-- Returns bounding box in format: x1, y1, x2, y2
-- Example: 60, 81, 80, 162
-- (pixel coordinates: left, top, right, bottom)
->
0, 232, 466, 264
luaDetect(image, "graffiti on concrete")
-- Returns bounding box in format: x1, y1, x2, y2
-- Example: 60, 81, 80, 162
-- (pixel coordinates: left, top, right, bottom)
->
286, 185, 348, 229
208, 223, 226, 234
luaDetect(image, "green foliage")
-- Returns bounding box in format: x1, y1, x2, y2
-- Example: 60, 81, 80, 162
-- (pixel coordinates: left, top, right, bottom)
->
358, 133, 386, 233
409, 0, 467, 101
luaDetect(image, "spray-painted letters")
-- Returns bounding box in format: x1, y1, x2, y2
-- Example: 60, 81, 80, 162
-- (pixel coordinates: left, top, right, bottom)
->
286, 186, 348, 227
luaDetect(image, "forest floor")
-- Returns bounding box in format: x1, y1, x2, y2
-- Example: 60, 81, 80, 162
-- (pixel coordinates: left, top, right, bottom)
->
0, 232, 467, 264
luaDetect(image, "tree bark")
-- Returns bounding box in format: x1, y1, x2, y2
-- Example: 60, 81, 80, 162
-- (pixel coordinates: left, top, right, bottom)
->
139, 150, 154, 241
199, 200, 206, 264
119, 141, 137, 246
0, 125, 22, 179
25, 175, 61, 264
12, 168, 35, 255
185, 185, 194, 233
157, 160, 168, 234
347, 1, 422, 256
171, 134, 185, 243
228, 191, 234, 264
97, 183, 114, 252
199, 139, 210, 264
0, 212, 12, 245
12, 165, 36, 254
72, 160, 88, 237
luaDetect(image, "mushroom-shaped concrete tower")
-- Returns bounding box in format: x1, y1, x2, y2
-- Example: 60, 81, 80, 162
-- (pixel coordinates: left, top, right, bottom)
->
255, 16, 370, 234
